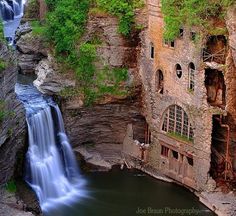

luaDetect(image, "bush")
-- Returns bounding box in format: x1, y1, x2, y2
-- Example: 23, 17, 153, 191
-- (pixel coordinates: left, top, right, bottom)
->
45, 0, 90, 59
45, 0, 130, 106
0, 59, 6, 72
5, 180, 16, 193
95, 0, 144, 36
161, 0, 234, 40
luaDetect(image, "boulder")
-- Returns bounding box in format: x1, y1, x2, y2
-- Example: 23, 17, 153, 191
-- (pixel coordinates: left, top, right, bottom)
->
16, 31, 47, 74
33, 57, 75, 95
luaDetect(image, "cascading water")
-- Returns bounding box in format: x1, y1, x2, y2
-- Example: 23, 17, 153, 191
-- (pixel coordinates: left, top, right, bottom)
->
0, 0, 23, 21
0, 0, 26, 44
15, 84, 87, 212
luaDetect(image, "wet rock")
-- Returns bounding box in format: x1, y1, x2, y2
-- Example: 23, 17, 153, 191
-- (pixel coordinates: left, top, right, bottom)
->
16, 181, 42, 216
0, 188, 35, 216
16, 31, 47, 75
15, 22, 32, 42
0, 42, 26, 185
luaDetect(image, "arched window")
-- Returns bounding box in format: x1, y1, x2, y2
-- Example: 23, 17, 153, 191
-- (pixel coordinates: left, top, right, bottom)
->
175, 64, 182, 78
162, 105, 194, 141
189, 63, 195, 91
150, 42, 154, 59
156, 69, 164, 94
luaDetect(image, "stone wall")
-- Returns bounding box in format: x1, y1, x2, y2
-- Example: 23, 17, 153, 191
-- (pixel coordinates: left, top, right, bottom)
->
121, 0, 232, 191
0, 42, 26, 185
226, 5, 236, 170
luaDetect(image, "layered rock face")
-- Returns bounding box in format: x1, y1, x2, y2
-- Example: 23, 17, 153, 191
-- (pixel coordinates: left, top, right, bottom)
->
60, 13, 147, 168
63, 98, 145, 169
16, 31, 47, 75
0, 42, 26, 185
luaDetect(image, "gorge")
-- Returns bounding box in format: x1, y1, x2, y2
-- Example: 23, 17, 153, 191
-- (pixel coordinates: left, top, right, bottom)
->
0, 0, 236, 216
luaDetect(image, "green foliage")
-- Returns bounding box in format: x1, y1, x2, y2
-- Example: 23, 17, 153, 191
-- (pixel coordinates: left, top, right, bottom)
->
161, 0, 234, 40
0, 100, 6, 122
0, 59, 6, 72
76, 43, 97, 87
5, 180, 16, 193
45, 0, 130, 106
75, 43, 128, 106
45, 0, 90, 59
0, 21, 4, 42
45, 0, 60, 11
31, 21, 46, 36
95, 0, 144, 36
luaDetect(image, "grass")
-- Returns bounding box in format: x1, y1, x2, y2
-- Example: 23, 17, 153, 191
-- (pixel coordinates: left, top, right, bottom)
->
5, 180, 16, 193
167, 132, 193, 143
31, 21, 46, 36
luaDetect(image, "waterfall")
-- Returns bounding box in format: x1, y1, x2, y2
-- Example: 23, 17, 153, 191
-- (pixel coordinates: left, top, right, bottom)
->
0, 0, 26, 44
0, 0, 24, 21
15, 84, 86, 212
0, 1, 14, 21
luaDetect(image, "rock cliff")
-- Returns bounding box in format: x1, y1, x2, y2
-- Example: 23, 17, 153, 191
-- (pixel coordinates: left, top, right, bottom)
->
0, 42, 26, 185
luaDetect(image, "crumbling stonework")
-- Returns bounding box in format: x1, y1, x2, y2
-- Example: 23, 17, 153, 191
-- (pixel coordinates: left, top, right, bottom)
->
122, 0, 233, 192
226, 5, 236, 171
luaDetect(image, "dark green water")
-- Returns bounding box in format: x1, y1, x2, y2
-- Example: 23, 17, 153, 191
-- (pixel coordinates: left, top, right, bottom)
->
44, 169, 215, 216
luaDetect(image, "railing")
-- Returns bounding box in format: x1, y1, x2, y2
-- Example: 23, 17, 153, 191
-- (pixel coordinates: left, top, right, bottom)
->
202, 48, 226, 64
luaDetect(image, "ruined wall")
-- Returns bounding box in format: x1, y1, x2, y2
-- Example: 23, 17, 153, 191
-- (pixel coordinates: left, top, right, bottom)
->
226, 5, 236, 170
0, 42, 26, 185
123, 0, 229, 191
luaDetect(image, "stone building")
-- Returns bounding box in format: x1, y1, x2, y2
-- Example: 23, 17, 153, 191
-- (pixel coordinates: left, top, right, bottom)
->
123, 0, 234, 192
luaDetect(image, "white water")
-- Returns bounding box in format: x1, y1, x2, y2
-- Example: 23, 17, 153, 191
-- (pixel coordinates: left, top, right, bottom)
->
0, 0, 26, 43
15, 84, 87, 212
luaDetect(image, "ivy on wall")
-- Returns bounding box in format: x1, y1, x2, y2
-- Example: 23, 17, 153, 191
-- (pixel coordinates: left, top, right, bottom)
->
161, 0, 234, 40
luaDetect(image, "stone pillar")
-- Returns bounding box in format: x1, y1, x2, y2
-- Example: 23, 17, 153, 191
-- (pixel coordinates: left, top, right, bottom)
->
226, 5, 236, 170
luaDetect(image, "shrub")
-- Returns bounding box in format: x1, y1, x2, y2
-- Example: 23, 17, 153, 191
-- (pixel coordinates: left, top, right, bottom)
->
161, 0, 234, 40
0, 59, 6, 72
95, 0, 144, 36
5, 180, 16, 193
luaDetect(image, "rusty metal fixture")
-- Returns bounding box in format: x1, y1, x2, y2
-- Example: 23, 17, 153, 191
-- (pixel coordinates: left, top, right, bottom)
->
214, 115, 234, 180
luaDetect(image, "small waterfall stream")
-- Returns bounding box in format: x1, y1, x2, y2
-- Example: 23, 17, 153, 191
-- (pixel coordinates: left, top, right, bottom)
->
15, 84, 86, 212
0, 0, 26, 43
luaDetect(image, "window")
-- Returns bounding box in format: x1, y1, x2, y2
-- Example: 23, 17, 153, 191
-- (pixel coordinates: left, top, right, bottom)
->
156, 69, 164, 94
163, 39, 169, 46
170, 41, 175, 48
150, 42, 154, 59
188, 62, 195, 91
175, 64, 182, 78
161, 145, 169, 157
179, 28, 184, 38
163, 39, 175, 48
187, 157, 193, 166
161, 105, 194, 141
172, 150, 179, 159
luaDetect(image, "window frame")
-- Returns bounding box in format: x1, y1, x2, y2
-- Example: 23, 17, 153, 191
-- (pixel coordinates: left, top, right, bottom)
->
161, 105, 194, 141
188, 63, 195, 91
